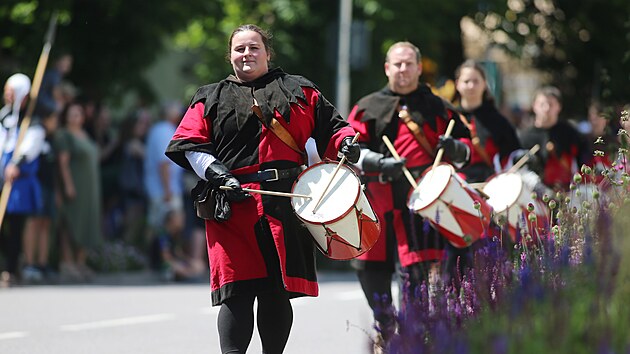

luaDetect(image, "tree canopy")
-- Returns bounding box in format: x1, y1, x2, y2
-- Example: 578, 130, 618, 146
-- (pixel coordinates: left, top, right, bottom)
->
472, 0, 630, 115
1, 0, 627, 117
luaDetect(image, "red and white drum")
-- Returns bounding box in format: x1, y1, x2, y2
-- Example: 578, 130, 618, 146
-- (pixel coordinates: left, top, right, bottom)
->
482, 172, 549, 240
407, 163, 492, 248
291, 161, 380, 260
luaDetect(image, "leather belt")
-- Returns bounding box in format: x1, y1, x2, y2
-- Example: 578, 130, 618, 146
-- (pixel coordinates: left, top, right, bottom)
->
236, 166, 305, 183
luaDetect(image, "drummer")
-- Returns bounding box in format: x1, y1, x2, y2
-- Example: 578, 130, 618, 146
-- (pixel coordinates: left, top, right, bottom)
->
165, 24, 359, 354
451, 59, 521, 182
448, 60, 521, 273
346, 41, 472, 350
517, 86, 589, 191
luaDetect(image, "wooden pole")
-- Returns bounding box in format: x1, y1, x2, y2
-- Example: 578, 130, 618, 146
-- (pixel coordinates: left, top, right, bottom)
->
0, 12, 58, 228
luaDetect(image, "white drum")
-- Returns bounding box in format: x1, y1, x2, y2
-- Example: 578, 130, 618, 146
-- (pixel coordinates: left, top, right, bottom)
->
482, 172, 549, 240
407, 163, 492, 248
291, 161, 380, 260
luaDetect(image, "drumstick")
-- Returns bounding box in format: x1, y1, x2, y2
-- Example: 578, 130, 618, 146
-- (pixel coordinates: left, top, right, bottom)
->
508, 144, 540, 173
382, 135, 418, 189
312, 132, 361, 213
468, 182, 487, 190
219, 186, 311, 199
432, 119, 456, 171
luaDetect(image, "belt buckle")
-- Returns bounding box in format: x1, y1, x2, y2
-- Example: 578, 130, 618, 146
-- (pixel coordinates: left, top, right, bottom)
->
378, 173, 388, 184
263, 168, 279, 182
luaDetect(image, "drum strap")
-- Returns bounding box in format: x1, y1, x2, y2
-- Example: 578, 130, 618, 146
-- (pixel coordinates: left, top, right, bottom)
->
457, 113, 493, 167
252, 103, 306, 158
398, 105, 435, 158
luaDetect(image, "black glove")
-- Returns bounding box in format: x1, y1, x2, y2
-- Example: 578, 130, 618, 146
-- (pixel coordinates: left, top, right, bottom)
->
363, 151, 406, 180
339, 136, 360, 164
511, 149, 543, 175
204, 161, 250, 202
437, 135, 469, 164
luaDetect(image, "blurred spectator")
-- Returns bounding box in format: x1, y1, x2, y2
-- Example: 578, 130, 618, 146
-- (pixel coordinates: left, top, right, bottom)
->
117, 111, 150, 245
144, 102, 184, 236
583, 102, 620, 177
56, 102, 102, 282
21, 110, 60, 283
91, 103, 123, 239
150, 208, 205, 282
35, 53, 73, 116
1, 73, 37, 286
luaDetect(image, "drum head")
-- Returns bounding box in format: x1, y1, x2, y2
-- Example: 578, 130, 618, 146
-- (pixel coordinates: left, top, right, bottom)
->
483, 173, 523, 213
408, 164, 452, 211
291, 162, 360, 223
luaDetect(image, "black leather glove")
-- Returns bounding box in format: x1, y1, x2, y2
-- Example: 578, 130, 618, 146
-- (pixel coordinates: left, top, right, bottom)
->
362, 151, 407, 180
204, 161, 250, 202
381, 157, 407, 179
437, 135, 469, 164
339, 136, 360, 164
511, 149, 543, 175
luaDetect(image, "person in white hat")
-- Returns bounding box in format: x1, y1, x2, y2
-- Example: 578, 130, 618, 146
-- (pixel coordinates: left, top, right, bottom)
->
1, 73, 47, 286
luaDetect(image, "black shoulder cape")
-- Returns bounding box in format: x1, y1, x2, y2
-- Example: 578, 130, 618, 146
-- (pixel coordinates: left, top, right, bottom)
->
189, 67, 318, 131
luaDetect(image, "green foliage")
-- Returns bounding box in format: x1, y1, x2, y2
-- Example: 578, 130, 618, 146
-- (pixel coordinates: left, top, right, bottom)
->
171, 0, 503, 106
472, 0, 630, 115
0, 0, 208, 103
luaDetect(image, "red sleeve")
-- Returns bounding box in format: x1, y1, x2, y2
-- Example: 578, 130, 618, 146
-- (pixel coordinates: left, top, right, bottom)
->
347, 105, 371, 144
172, 102, 211, 143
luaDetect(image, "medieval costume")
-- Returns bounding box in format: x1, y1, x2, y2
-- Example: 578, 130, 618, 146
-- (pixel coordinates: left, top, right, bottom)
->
166, 68, 356, 305
347, 84, 471, 336
455, 99, 521, 182
518, 120, 588, 190
1, 74, 46, 283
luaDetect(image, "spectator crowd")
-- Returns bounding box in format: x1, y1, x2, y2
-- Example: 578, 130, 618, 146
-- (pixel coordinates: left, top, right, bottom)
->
1, 54, 206, 287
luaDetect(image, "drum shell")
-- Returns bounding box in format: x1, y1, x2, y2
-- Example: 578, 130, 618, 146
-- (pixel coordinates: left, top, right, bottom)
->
407, 164, 492, 248
483, 172, 549, 241
291, 162, 380, 260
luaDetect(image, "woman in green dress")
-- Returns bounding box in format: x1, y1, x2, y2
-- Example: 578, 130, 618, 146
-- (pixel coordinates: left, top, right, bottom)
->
57, 102, 101, 281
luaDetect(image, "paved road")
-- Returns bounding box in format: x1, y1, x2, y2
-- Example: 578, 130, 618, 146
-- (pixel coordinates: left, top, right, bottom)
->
0, 271, 383, 354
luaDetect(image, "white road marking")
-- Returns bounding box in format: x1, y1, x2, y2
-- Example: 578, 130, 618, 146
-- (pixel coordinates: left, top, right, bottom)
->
60, 313, 175, 331
0, 331, 29, 340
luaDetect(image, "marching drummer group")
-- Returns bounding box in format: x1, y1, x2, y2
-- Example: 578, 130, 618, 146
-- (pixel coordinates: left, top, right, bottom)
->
161, 24, 607, 354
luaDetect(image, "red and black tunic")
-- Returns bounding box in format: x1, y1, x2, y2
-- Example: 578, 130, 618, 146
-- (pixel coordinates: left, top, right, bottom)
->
518, 120, 588, 190
457, 100, 521, 183
347, 85, 472, 270
165, 68, 355, 305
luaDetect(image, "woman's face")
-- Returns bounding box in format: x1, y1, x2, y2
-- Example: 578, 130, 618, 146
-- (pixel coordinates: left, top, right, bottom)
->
66, 104, 85, 128
532, 94, 561, 128
456, 67, 486, 103
230, 30, 270, 82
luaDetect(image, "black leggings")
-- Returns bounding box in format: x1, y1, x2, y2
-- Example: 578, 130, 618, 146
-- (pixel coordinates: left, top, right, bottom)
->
217, 292, 293, 354
0, 214, 25, 275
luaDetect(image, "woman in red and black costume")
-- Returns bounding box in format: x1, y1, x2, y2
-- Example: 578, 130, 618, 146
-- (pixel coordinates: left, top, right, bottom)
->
165, 24, 358, 354
445, 60, 522, 282
452, 60, 521, 182
346, 41, 471, 346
